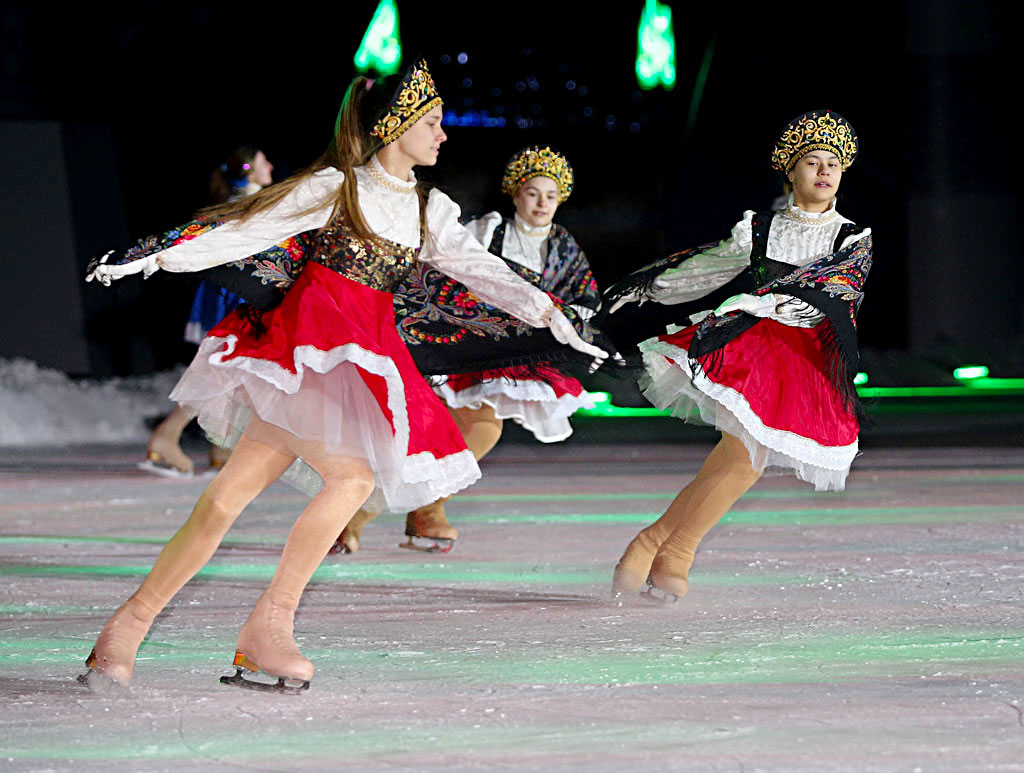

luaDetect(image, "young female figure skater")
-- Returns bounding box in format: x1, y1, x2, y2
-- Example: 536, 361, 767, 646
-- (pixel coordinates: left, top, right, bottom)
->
605, 110, 871, 602
83, 61, 605, 692
336, 145, 602, 553
142, 146, 275, 477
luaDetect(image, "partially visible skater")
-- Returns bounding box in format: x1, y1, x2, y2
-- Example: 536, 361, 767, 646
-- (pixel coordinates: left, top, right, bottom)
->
336, 145, 604, 554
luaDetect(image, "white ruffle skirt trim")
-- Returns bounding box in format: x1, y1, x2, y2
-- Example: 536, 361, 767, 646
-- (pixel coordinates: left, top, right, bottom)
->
640, 338, 857, 491
434, 378, 594, 443
169, 335, 480, 512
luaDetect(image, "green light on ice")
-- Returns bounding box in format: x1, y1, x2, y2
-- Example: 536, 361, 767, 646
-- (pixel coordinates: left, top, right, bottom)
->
353, 0, 402, 76
635, 0, 676, 90
853, 371, 869, 385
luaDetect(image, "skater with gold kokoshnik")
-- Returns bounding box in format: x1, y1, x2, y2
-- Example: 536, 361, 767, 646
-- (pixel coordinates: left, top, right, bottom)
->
81, 60, 606, 692
603, 110, 872, 602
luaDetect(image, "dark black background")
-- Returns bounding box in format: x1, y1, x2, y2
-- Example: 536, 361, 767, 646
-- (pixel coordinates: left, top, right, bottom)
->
1, 1, 1016, 376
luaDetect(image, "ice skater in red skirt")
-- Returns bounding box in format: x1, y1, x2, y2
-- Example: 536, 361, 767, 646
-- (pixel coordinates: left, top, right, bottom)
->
603, 110, 872, 603
81, 60, 606, 692
336, 145, 604, 554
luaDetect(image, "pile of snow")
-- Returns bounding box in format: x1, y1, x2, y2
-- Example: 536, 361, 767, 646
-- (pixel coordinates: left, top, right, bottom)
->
0, 358, 184, 447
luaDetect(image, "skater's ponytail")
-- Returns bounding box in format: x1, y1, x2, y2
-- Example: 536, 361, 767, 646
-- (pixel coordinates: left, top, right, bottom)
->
197, 76, 428, 242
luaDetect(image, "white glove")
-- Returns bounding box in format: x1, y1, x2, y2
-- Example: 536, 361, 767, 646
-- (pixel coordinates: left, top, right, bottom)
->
547, 308, 608, 371
85, 251, 160, 286
714, 293, 776, 318
608, 293, 642, 314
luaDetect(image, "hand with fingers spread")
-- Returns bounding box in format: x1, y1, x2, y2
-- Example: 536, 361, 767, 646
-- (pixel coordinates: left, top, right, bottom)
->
85, 251, 160, 286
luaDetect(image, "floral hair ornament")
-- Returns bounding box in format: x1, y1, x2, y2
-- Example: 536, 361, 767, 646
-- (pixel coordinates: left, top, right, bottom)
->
501, 145, 574, 203
771, 109, 859, 174
370, 59, 443, 145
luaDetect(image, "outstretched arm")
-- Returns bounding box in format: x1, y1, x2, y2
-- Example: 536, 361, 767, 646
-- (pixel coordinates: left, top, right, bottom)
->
87, 169, 342, 284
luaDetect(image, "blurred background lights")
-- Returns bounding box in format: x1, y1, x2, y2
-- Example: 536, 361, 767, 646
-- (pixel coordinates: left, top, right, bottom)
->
353, 0, 402, 76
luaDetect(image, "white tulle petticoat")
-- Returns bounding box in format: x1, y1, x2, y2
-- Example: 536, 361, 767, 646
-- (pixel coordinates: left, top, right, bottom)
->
434, 378, 594, 443
170, 335, 480, 512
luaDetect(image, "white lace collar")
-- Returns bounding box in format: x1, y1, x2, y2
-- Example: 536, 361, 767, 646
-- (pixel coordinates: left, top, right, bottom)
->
513, 212, 552, 240
784, 193, 840, 224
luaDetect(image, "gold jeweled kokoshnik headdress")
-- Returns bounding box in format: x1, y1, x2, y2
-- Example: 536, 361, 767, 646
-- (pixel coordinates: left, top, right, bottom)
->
771, 109, 859, 174
371, 59, 444, 145
501, 146, 575, 203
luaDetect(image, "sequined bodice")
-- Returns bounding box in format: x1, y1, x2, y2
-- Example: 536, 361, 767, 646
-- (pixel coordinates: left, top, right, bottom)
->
312, 215, 421, 292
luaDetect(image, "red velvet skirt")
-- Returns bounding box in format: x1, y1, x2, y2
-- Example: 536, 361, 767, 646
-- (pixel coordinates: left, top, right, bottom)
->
639, 318, 859, 491
435, 364, 593, 443
170, 261, 478, 511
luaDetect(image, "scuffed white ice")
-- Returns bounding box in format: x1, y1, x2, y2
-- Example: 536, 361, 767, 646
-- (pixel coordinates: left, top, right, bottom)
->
0, 358, 183, 447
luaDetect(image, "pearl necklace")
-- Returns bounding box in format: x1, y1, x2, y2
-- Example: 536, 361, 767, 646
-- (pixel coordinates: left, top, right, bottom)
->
367, 162, 416, 195
783, 205, 838, 226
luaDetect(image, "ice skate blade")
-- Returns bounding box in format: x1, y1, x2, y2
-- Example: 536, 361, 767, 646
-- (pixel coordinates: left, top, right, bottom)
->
77, 668, 131, 695
328, 536, 357, 555
220, 667, 310, 694
399, 536, 454, 554
137, 458, 193, 480
640, 580, 681, 605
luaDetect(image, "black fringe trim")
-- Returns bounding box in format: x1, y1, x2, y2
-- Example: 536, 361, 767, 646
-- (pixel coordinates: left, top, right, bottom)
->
237, 304, 268, 339
688, 316, 867, 426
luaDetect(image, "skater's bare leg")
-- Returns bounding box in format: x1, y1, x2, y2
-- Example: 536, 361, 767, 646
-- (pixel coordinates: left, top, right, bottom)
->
85, 431, 295, 684
235, 454, 375, 683
143, 405, 195, 475
452, 403, 503, 461
647, 432, 760, 598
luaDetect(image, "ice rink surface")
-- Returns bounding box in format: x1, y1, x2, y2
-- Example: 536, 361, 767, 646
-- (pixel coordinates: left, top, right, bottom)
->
1, 438, 1023, 771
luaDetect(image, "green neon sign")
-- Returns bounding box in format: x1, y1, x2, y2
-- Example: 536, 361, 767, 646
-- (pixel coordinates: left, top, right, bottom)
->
354, 0, 402, 76
636, 0, 676, 90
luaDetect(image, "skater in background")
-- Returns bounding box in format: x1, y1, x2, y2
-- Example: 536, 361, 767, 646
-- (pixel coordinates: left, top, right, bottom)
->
141, 146, 275, 477
603, 110, 871, 602
335, 145, 602, 554
82, 61, 606, 692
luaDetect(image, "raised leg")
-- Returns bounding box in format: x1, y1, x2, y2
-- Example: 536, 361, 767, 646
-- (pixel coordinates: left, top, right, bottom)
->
84, 430, 295, 685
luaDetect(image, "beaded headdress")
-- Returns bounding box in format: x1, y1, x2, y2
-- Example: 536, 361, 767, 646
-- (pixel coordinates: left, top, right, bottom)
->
771, 110, 858, 174
370, 59, 443, 145
501, 145, 574, 203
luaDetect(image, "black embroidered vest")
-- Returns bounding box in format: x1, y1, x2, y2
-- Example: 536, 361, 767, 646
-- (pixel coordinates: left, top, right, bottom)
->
311, 216, 421, 292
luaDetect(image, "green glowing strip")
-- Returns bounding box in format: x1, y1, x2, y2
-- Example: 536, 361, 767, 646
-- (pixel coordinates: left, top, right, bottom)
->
5, 631, 1021, 695
579, 379, 1024, 418
0, 561, 810, 587
449, 504, 1023, 526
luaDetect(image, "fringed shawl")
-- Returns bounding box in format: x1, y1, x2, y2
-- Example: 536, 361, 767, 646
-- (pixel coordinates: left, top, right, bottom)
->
689, 233, 873, 416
